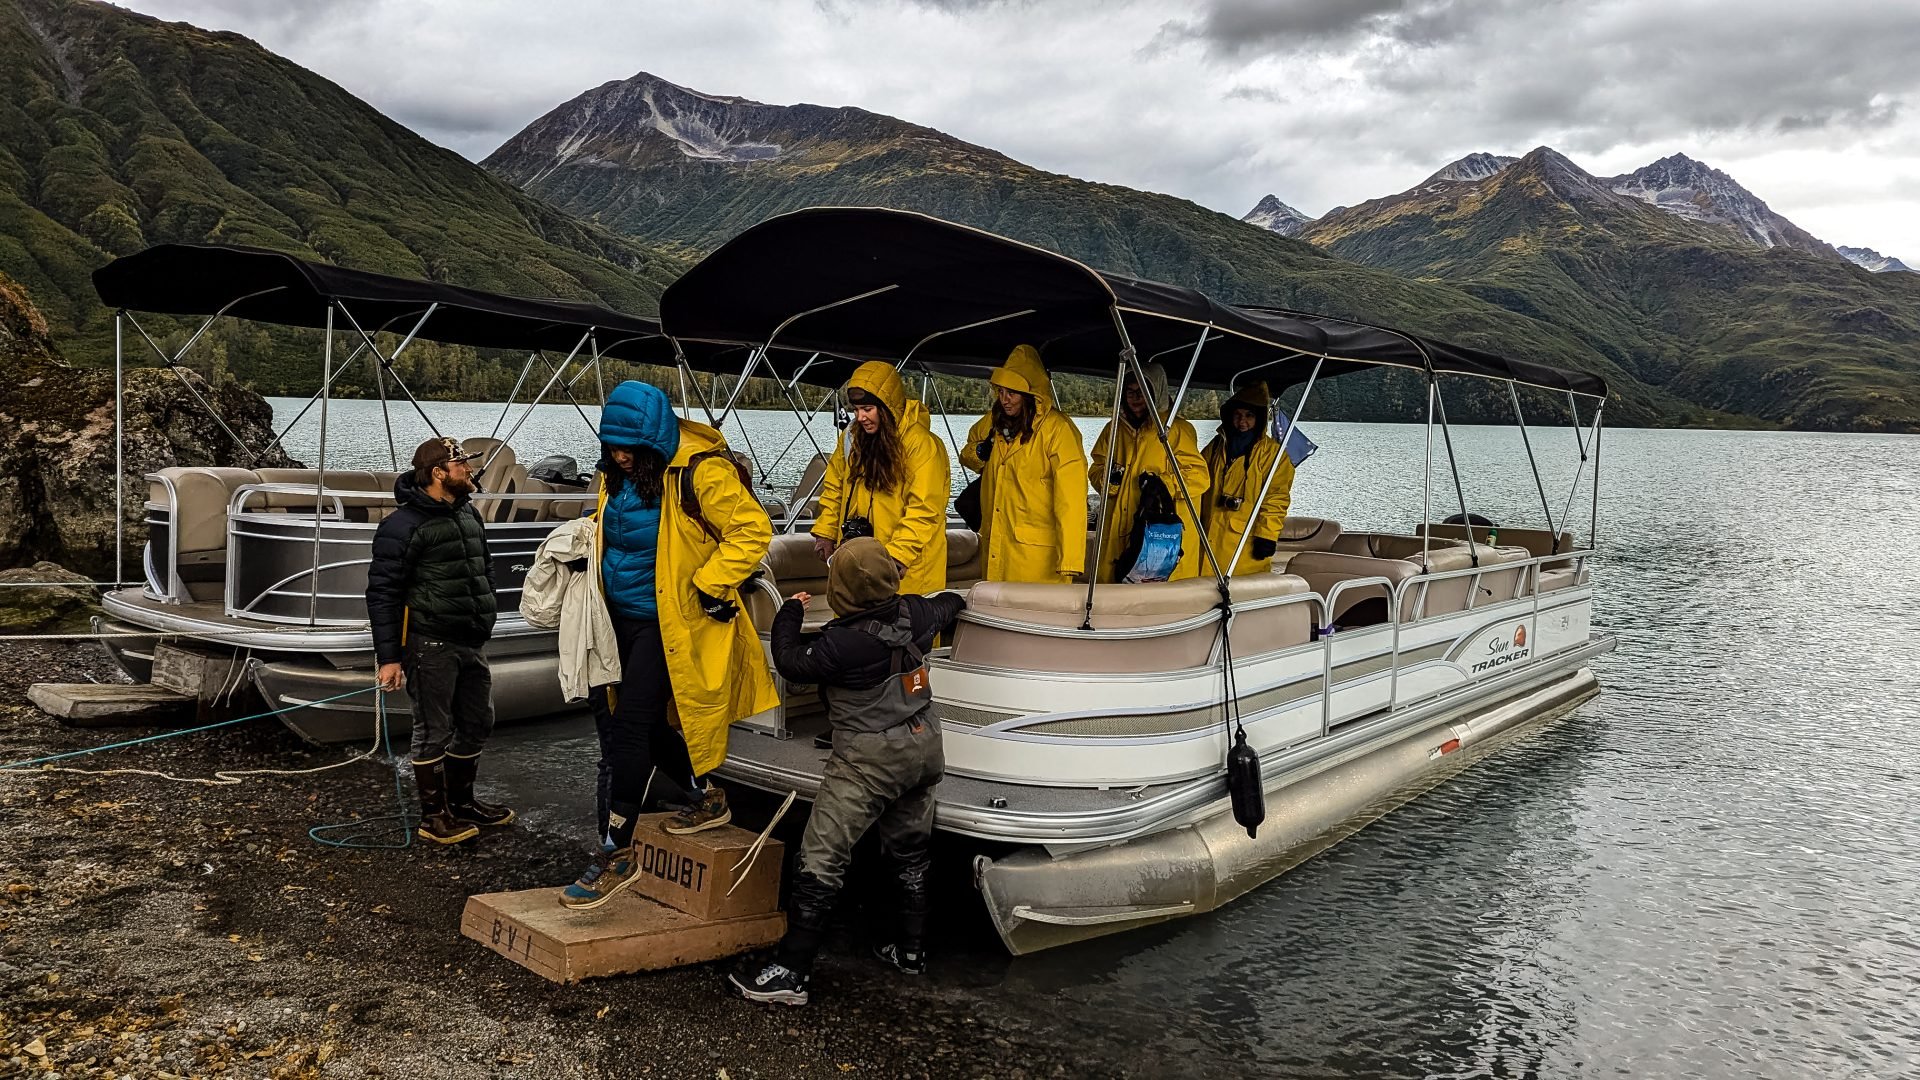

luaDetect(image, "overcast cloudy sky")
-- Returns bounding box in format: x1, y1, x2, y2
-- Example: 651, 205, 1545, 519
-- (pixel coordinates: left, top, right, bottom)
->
127, 0, 1920, 260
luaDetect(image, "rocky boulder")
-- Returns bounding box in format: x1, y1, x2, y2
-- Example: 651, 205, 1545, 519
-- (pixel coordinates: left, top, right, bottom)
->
0, 562, 99, 632
0, 272, 299, 580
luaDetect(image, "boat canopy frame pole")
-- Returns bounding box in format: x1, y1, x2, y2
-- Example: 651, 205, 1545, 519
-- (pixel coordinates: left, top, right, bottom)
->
308, 304, 334, 625
916, 363, 969, 477
1165, 327, 1213, 426
592, 332, 607, 407
1430, 374, 1479, 568
760, 355, 831, 476
713, 284, 901, 427
1114, 312, 1228, 586
1422, 380, 1435, 568
373, 346, 397, 472
113, 313, 123, 589
336, 301, 441, 439
764, 360, 833, 475
1589, 404, 1605, 551
536, 346, 603, 433
489, 353, 540, 440
1225, 356, 1325, 575
896, 309, 1038, 371
1556, 393, 1603, 550
484, 329, 593, 475
672, 341, 721, 428
1508, 381, 1558, 552
1081, 353, 1132, 630
124, 308, 263, 463
278, 301, 440, 457
260, 304, 435, 461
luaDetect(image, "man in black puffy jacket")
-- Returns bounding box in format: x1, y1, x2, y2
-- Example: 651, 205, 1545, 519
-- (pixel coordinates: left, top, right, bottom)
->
732, 537, 965, 1006
366, 437, 513, 845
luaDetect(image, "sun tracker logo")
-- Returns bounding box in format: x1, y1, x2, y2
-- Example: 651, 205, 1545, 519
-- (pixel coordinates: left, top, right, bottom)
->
1471, 624, 1532, 675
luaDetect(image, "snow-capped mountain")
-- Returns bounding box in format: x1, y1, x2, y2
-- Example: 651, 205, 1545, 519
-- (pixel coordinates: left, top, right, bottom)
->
1240, 194, 1315, 237
1606, 154, 1838, 258
1422, 152, 1518, 186
1837, 246, 1916, 273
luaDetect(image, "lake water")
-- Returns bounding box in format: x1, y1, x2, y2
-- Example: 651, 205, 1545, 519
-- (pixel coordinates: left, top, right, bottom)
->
274, 398, 1920, 1079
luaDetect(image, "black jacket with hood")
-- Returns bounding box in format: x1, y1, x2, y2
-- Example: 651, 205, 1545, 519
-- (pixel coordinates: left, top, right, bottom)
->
770, 594, 965, 693
366, 473, 497, 664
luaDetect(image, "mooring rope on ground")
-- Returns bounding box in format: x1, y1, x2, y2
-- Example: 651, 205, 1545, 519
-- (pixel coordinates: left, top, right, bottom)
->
1, 683, 418, 849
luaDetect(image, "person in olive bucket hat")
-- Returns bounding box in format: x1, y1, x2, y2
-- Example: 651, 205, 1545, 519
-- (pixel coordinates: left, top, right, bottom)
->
730, 537, 966, 1006
366, 436, 514, 845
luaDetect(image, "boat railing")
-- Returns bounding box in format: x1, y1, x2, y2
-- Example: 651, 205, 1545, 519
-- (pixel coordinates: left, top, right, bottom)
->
214, 485, 587, 625
1321, 575, 1399, 732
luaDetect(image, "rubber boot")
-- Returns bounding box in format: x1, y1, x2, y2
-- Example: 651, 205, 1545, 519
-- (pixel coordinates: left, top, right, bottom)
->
776, 870, 838, 976
413, 759, 479, 845
873, 856, 930, 974
445, 753, 515, 827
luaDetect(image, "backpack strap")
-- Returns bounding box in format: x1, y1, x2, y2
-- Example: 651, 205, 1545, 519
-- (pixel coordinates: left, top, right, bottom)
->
678, 448, 754, 544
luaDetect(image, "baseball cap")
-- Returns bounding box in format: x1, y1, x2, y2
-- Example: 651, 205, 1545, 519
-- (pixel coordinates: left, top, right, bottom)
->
411, 436, 482, 473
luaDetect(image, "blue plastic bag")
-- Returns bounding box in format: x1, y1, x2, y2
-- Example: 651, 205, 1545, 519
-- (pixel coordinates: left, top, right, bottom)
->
1124, 522, 1184, 583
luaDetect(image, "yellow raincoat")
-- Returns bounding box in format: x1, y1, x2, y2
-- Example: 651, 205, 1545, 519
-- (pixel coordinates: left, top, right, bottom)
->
811, 362, 951, 595
960, 345, 1088, 583
595, 419, 779, 776
1201, 383, 1293, 576
1089, 361, 1212, 582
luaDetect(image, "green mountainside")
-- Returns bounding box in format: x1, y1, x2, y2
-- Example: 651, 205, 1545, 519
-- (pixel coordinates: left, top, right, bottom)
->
1298, 148, 1920, 432
0, 0, 689, 393
484, 73, 1712, 426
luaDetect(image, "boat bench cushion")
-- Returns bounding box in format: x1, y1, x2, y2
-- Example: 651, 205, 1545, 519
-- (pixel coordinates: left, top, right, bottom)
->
965, 573, 1309, 630
150, 467, 260, 554
1331, 531, 1467, 562
1285, 551, 1425, 625
1417, 524, 1579, 560
1274, 515, 1342, 551
952, 575, 1312, 674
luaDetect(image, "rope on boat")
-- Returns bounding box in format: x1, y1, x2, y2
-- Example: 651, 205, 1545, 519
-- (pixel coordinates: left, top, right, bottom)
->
0, 626, 373, 641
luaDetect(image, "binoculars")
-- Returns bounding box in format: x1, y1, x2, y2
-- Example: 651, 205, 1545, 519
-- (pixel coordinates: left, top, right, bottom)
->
841, 515, 876, 541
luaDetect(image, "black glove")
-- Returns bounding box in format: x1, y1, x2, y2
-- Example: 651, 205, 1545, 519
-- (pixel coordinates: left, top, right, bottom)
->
695, 585, 739, 622
1250, 537, 1278, 561
976, 439, 993, 462
563, 557, 589, 573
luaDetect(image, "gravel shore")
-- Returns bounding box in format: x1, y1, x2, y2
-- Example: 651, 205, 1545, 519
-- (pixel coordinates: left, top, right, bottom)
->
0, 641, 1109, 1079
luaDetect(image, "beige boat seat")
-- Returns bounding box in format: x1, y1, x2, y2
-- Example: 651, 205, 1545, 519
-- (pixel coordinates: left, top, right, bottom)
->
1291, 542, 1534, 628
1416, 524, 1577, 558
1415, 523, 1589, 593
1332, 531, 1467, 561
767, 528, 988, 627
947, 529, 984, 590
241, 469, 386, 521
147, 467, 260, 600
952, 574, 1312, 674
788, 452, 829, 519
1274, 516, 1342, 552
1285, 551, 1425, 627
460, 439, 522, 523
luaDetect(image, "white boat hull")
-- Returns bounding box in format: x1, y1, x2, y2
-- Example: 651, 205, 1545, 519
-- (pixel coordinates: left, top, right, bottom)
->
974, 662, 1602, 954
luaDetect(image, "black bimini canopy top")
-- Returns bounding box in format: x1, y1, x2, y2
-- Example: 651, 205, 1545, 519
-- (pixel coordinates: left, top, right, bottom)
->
658, 207, 1607, 398
92, 243, 673, 362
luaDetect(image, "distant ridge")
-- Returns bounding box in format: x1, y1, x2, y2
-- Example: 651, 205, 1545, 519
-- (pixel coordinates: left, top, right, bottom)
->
0, 0, 688, 390
1296, 147, 1920, 432
1839, 246, 1916, 273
